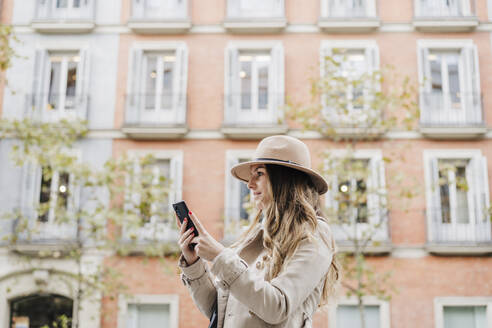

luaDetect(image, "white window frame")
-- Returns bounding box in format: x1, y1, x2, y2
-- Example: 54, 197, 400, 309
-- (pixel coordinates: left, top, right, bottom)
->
32, 45, 90, 122
321, 0, 377, 18
224, 41, 284, 126
118, 294, 179, 328
414, 0, 472, 17
320, 40, 380, 126
224, 149, 255, 238
125, 149, 183, 242
226, 0, 285, 18
328, 296, 390, 328
131, 0, 189, 20
127, 42, 188, 125
20, 149, 82, 240
325, 149, 387, 241
417, 39, 481, 125
434, 297, 492, 328
423, 149, 490, 243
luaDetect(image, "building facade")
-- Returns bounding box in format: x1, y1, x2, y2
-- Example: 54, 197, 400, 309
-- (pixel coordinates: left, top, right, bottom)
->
0, 0, 492, 327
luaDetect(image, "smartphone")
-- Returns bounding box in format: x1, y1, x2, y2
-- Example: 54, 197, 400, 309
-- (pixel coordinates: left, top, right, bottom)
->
172, 201, 198, 249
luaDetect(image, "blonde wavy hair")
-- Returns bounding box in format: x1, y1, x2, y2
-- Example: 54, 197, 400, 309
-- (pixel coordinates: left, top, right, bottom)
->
236, 164, 340, 306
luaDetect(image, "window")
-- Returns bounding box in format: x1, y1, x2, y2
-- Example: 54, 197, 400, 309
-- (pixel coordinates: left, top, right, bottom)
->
38, 167, 71, 223
320, 41, 379, 126
119, 294, 179, 328
31, 48, 90, 122
415, 0, 473, 17
435, 297, 492, 328
424, 150, 490, 243
126, 43, 188, 126
125, 150, 183, 242
227, 0, 284, 18
328, 297, 390, 328
321, 0, 377, 18
418, 40, 482, 126
225, 150, 255, 237
131, 0, 188, 19
10, 294, 73, 328
224, 42, 284, 125
325, 150, 387, 241
19, 151, 81, 241
35, 0, 94, 20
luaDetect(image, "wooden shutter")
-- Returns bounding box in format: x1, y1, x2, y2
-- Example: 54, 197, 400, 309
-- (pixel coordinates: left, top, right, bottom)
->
224, 46, 240, 124
174, 43, 188, 124
127, 48, 144, 123
428, 157, 441, 226
271, 42, 284, 123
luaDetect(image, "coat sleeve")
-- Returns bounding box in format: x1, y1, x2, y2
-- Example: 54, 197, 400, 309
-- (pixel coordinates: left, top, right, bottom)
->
210, 224, 335, 325
179, 255, 217, 318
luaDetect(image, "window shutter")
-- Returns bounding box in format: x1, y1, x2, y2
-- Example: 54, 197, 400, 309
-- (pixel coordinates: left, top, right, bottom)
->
227, 156, 241, 224
325, 160, 339, 218
32, 49, 49, 114
21, 163, 41, 218
128, 48, 144, 123
224, 46, 240, 123
174, 43, 188, 123
418, 46, 431, 122
131, 0, 145, 18
464, 44, 481, 123
472, 156, 489, 224
227, 0, 239, 17
367, 0, 377, 17
169, 156, 180, 207
77, 48, 90, 118
271, 42, 284, 123
365, 43, 380, 73
428, 157, 441, 226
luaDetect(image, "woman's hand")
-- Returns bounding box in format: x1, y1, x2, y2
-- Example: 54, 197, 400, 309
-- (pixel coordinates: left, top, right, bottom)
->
189, 211, 225, 262
176, 215, 199, 266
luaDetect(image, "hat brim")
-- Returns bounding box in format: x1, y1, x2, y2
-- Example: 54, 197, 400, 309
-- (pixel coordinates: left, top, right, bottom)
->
231, 160, 329, 195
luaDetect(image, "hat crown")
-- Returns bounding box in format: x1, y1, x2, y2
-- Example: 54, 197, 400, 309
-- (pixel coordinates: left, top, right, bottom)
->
254, 135, 311, 168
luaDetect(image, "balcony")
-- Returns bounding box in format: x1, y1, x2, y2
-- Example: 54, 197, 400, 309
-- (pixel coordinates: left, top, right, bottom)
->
318, 0, 380, 33
10, 207, 79, 256
330, 221, 392, 255
223, 0, 287, 33
413, 0, 479, 32
221, 92, 288, 139
127, 0, 191, 34
31, 0, 95, 33
122, 93, 188, 140
426, 207, 492, 255
419, 92, 486, 139
25, 94, 89, 123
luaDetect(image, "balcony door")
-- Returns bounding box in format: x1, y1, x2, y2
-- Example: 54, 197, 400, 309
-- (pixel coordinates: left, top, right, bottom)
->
141, 52, 177, 124
132, 0, 187, 19
427, 50, 466, 124
237, 52, 274, 124
419, 0, 466, 17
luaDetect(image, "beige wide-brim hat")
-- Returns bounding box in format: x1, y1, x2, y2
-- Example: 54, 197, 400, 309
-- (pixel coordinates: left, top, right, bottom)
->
231, 135, 328, 195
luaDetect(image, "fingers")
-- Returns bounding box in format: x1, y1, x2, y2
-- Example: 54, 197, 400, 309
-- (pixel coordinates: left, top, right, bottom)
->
189, 211, 206, 235
181, 231, 195, 249
178, 226, 194, 245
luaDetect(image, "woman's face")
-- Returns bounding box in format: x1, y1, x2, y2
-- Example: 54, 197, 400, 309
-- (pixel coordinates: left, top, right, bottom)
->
247, 164, 271, 210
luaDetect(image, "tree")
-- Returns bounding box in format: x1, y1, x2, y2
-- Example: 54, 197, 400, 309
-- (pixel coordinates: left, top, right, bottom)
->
286, 48, 420, 327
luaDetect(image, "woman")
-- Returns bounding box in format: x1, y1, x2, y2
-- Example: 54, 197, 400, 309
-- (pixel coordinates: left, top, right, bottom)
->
177, 135, 339, 328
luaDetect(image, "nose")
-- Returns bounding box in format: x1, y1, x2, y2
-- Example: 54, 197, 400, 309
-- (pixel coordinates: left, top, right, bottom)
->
247, 175, 255, 190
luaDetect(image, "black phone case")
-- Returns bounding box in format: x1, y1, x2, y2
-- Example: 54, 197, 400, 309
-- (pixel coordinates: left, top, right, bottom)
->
172, 201, 198, 250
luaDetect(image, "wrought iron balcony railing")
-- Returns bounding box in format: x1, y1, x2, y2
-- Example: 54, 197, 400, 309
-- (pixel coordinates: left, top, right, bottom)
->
124, 93, 187, 126
24, 93, 89, 122
34, 0, 95, 21
322, 0, 378, 18
130, 0, 189, 20
414, 0, 477, 18
426, 207, 492, 243
419, 92, 484, 127
223, 92, 285, 126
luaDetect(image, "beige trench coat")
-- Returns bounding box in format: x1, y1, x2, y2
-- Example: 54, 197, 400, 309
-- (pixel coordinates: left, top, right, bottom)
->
179, 219, 335, 328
